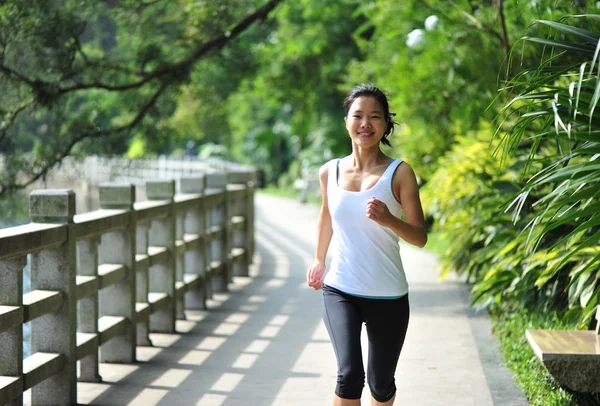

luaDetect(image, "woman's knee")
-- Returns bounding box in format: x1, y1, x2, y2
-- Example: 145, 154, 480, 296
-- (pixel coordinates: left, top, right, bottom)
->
368, 377, 396, 403
336, 367, 365, 399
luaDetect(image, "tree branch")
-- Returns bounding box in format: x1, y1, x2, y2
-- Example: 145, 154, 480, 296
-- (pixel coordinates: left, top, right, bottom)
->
497, 0, 510, 59
0, 83, 169, 197
58, 0, 284, 94
0, 100, 35, 146
0, 0, 285, 197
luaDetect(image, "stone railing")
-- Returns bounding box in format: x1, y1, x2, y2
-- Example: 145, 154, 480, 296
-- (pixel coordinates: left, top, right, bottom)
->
0, 171, 255, 405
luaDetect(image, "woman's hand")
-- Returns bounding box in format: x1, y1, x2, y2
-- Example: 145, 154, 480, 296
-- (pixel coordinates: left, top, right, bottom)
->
307, 261, 326, 290
366, 196, 393, 226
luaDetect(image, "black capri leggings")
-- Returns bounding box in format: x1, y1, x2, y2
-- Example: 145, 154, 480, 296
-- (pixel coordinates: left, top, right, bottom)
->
322, 285, 410, 402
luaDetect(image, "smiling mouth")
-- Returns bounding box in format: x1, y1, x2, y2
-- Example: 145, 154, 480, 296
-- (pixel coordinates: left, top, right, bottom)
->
357, 132, 373, 137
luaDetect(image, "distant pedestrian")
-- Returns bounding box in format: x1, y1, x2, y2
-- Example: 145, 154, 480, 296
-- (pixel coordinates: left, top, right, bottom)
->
307, 84, 427, 405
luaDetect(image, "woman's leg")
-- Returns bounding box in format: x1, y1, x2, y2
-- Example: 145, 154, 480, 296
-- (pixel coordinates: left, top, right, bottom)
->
333, 395, 361, 406
364, 294, 410, 405
322, 286, 366, 404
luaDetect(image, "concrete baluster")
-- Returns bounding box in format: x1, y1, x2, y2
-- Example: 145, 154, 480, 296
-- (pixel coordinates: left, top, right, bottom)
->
246, 171, 256, 264
228, 171, 250, 277
77, 237, 102, 382
135, 222, 152, 346
98, 183, 136, 363
206, 173, 228, 292
175, 209, 185, 320
147, 180, 176, 333
29, 189, 77, 405
0, 256, 26, 406
180, 175, 207, 310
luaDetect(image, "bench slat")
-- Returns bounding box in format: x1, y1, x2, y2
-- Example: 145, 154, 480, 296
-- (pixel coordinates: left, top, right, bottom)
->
527, 328, 600, 392
527, 329, 600, 360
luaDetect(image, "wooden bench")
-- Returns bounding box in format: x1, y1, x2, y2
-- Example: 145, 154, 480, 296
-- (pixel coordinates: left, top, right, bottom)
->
526, 306, 600, 392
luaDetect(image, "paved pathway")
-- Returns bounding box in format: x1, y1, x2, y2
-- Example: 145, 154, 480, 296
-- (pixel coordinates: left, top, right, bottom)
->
75, 194, 529, 405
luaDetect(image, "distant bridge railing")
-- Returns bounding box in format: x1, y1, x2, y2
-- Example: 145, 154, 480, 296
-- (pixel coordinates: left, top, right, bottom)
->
0, 169, 255, 405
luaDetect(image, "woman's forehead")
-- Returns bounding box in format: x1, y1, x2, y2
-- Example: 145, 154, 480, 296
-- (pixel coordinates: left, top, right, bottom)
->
349, 96, 383, 112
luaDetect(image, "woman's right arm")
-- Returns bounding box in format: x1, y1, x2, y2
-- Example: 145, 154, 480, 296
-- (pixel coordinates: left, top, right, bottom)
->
307, 162, 333, 290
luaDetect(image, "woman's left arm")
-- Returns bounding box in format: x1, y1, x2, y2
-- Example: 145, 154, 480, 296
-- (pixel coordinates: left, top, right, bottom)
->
366, 163, 428, 248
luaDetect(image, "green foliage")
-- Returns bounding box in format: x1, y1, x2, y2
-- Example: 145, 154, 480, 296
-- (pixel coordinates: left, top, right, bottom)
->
223, 0, 362, 183
0, 0, 282, 195
496, 15, 600, 326
343, 0, 594, 180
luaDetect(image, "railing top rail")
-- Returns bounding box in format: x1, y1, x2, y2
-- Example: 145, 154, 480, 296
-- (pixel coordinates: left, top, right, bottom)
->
0, 223, 66, 260
73, 209, 130, 240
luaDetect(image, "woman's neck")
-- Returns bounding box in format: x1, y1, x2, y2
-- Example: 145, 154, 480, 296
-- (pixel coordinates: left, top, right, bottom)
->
349, 147, 387, 171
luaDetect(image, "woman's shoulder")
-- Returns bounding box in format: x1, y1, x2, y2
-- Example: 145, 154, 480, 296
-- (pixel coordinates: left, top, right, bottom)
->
318, 159, 337, 182
391, 159, 418, 184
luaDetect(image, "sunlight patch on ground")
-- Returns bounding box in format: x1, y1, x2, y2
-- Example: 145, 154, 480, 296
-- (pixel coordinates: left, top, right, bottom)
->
148, 333, 181, 348
311, 321, 330, 341
177, 349, 212, 366
213, 322, 241, 336
196, 336, 227, 351
225, 312, 250, 324
151, 368, 193, 388
127, 388, 168, 406
196, 393, 226, 406
232, 353, 259, 369
238, 304, 259, 312
275, 267, 290, 278
136, 345, 163, 362
176, 319, 198, 333
265, 278, 286, 288
259, 325, 281, 338
210, 373, 245, 392
248, 295, 267, 303
98, 363, 139, 382
269, 315, 289, 326
244, 339, 271, 354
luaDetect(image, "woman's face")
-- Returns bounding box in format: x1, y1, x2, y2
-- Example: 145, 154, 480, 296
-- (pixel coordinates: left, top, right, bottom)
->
344, 96, 387, 147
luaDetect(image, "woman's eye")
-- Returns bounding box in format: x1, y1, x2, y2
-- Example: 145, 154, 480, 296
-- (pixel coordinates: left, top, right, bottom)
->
372, 116, 380, 119
353, 115, 361, 119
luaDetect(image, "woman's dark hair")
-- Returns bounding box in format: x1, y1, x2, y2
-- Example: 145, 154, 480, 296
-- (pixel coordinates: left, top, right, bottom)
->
343, 84, 397, 147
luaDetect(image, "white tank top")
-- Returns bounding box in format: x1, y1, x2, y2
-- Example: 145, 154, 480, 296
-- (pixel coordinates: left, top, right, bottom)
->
323, 158, 409, 298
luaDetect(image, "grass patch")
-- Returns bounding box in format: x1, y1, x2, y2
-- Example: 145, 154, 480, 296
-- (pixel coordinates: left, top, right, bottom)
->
490, 306, 600, 406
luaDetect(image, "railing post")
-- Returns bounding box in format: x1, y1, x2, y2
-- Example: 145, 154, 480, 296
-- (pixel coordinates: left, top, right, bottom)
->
29, 189, 77, 405
206, 173, 228, 293
180, 175, 207, 310
147, 180, 176, 333
77, 237, 102, 382
135, 221, 152, 346
247, 171, 256, 263
0, 256, 26, 406
228, 171, 253, 277
175, 203, 186, 320
98, 183, 136, 363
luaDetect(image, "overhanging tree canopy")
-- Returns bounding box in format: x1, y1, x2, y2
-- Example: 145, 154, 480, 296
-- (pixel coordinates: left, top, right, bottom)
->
0, 0, 283, 196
